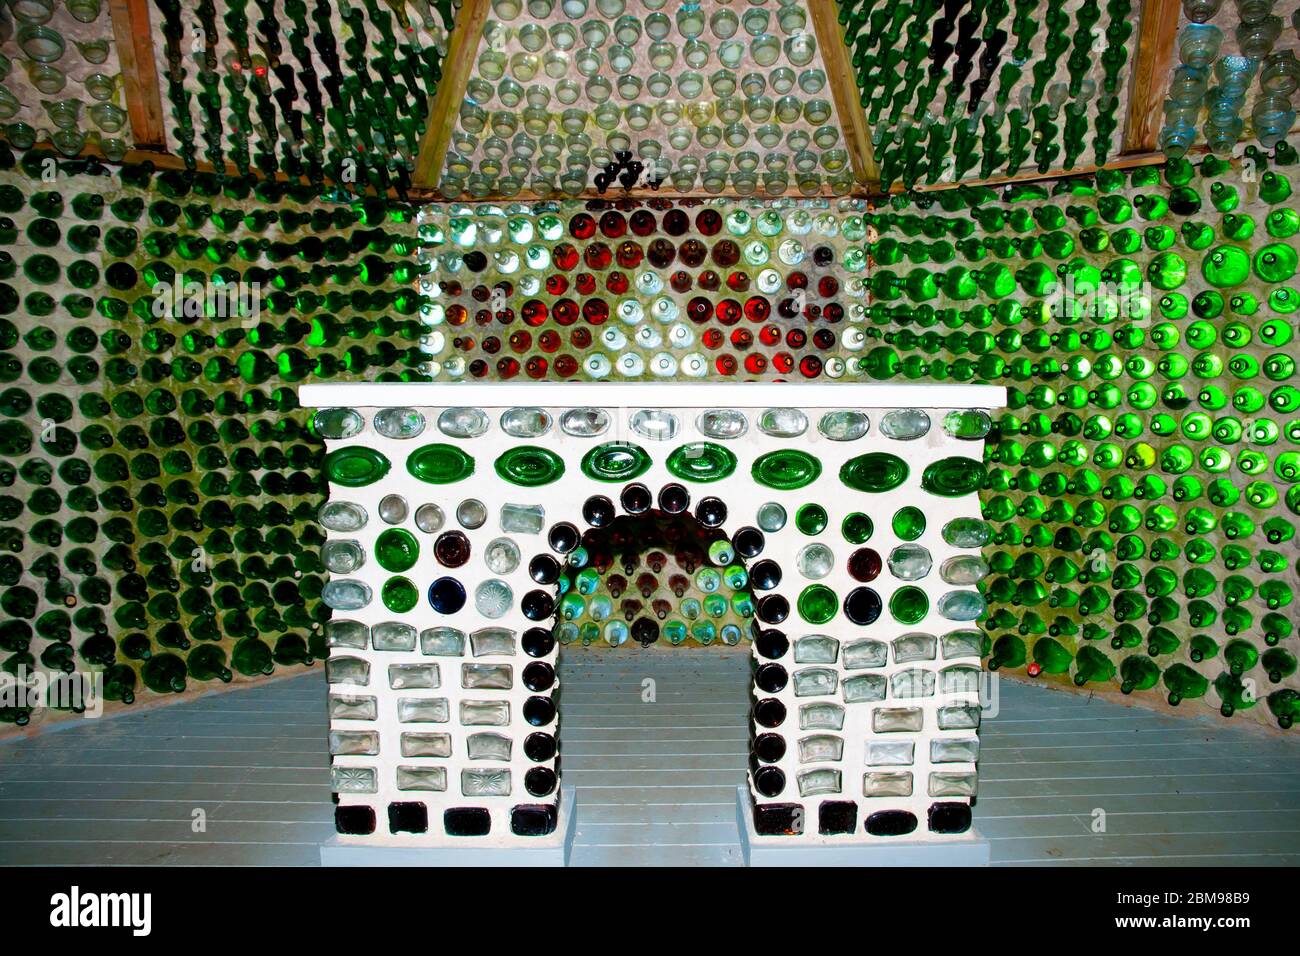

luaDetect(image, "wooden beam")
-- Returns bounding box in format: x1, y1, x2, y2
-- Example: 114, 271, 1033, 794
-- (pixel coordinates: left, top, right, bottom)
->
108, 0, 168, 149
412, 0, 492, 189
1123, 0, 1182, 154
808, 0, 879, 188
895, 150, 1174, 196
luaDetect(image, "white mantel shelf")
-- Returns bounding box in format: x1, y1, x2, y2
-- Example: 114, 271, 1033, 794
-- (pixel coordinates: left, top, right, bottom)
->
298, 382, 1008, 409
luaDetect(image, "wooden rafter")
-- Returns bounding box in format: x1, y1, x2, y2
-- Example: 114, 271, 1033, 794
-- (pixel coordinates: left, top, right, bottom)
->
412, 0, 492, 190
1123, 0, 1182, 154
108, 0, 167, 150
809, 0, 879, 189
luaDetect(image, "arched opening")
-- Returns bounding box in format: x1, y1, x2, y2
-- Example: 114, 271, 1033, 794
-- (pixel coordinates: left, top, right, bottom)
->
515, 479, 773, 862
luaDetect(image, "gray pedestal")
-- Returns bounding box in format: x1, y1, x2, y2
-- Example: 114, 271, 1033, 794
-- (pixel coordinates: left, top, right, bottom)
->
320, 788, 577, 867
736, 787, 990, 867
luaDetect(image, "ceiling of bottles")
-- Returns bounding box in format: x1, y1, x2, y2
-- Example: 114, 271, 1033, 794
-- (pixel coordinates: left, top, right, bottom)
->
0, 0, 134, 157
1, 0, 1297, 197
1162, 0, 1300, 158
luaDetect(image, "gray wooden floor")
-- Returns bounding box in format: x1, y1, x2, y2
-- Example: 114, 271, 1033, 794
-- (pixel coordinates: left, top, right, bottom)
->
1, 651, 1298, 866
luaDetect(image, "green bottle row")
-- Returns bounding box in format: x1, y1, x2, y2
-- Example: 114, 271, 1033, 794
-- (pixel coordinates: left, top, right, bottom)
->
0, 145, 436, 725
864, 153, 1300, 729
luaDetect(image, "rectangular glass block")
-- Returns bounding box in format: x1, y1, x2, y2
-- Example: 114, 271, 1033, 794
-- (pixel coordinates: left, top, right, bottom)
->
388, 663, 440, 690
461, 700, 511, 726
929, 772, 978, 798
396, 766, 448, 792
331, 766, 377, 794
892, 632, 937, 663
396, 697, 450, 724
329, 730, 379, 756
792, 666, 838, 697
842, 638, 888, 670
798, 701, 845, 731
890, 668, 936, 699
372, 621, 418, 652
797, 734, 844, 763
462, 663, 513, 690
797, 768, 842, 797
462, 768, 511, 797
940, 665, 981, 696
466, 732, 513, 762
500, 503, 545, 534
866, 741, 915, 767
325, 656, 370, 686
793, 635, 839, 664
420, 626, 466, 657
941, 629, 982, 660
864, 771, 913, 798
842, 673, 887, 704
325, 619, 369, 650
937, 703, 982, 731
872, 707, 924, 732
400, 732, 452, 758
328, 694, 378, 721
470, 627, 516, 657
931, 738, 980, 763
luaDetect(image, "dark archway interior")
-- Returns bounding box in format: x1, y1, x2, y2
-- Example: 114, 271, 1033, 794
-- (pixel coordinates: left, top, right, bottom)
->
537, 484, 765, 650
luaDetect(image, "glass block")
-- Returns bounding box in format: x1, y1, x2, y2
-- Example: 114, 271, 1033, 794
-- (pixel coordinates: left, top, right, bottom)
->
797, 768, 842, 797
321, 579, 372, 611
928, 772, 978, 798
940, 665, 982, 696
462, 663, 514, 690
931, 738, 981, 763
388, 663, 441, 690
372, 622, 418, 652
325, 657, 370, 686
842, 674, 887, 704
793, 635, 838, 664
470, 628, 517, 657
461, 700, 511, 726
329, 695, 378, 721
325, 619, 369, 650
466, 732, 513, 762
792, 667, 838, 697
396, 766, 449, 792
400, 732, 452, 756
863, 771, 913, 798
937, 704, 982, 731
872, 707, 924, 732
500, 503, 545, 534
892, 632, 938, 663
462, 768, 512, 797
397, 700, 451, 725
842, 638, 888, 670
941, 629, 983, 660
331, 766, 377, 794
421, 627, 467, 656
797, 734, 844, 763
890, 668, 937, 699
866, 741, 915, 767
329, 730, 379, 756
798, 701, 844, 731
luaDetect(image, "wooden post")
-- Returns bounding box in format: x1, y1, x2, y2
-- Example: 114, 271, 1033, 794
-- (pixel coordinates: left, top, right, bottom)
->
808, 0, 879, 188
412, 0, 492, 191
1123, 0, 1182, 154
108, 0, 168, 150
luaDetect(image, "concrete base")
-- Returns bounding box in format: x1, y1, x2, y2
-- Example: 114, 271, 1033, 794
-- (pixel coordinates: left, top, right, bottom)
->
320, 788, 577, 867
736, 787, 991, 867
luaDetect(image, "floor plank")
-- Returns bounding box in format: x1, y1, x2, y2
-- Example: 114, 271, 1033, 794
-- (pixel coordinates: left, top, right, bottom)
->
1, 649, 1298, 866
